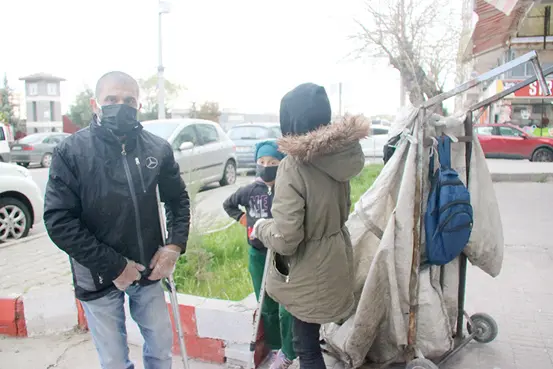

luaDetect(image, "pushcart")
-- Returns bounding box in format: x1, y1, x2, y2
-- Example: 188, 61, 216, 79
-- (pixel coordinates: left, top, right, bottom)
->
396, 50, 553, 369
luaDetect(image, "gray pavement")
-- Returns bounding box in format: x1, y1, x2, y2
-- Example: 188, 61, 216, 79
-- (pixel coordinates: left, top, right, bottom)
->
0, 332, 222, 369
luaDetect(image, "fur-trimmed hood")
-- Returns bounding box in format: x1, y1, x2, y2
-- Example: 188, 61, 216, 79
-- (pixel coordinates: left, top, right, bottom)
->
277, 115, 370, 182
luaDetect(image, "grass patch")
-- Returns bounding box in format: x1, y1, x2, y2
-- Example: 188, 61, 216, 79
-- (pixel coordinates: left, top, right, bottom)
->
174, 223, 253, 300
350, 164, 384, 211
175, 164, 384, 300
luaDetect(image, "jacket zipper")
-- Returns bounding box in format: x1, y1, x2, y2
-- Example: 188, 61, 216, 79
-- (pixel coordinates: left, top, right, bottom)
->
135, 158, 147, 193
121, 144, 147, 266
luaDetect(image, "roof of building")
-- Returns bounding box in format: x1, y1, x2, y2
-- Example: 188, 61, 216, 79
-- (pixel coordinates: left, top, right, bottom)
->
19, 73, 66, 82
464, 0, 534, 60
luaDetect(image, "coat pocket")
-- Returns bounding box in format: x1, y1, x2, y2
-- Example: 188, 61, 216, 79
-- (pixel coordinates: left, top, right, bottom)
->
271, 252, 290, 283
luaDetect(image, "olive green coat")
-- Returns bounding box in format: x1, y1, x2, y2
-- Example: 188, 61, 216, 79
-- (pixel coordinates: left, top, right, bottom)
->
257, 116, 369, 324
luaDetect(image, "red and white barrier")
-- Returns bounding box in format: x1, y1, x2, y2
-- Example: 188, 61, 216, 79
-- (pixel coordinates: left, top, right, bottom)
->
1, 287, 269, 367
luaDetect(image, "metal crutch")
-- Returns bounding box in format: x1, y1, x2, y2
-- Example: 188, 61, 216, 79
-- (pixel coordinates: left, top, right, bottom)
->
156, 187, 190, 369
248, 249, 274, 369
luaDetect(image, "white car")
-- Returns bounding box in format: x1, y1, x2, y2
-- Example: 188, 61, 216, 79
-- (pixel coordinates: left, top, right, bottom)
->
0, 162, 44, 242
142, 119, 238, 187
360, 124, 390, 158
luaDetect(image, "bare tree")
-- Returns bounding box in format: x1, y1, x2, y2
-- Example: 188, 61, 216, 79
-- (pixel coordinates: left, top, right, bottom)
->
353, 0, 461, 110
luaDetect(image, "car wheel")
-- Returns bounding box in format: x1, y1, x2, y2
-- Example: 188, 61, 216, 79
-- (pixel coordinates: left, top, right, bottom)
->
0, 197, 31, 243
531, 148, 553, 162
41, 152, 53, 168
220, 160, 237, 186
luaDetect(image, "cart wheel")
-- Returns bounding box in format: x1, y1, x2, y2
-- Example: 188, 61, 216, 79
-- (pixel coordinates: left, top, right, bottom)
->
405, 358, 439, 369
467, 313, 498, 344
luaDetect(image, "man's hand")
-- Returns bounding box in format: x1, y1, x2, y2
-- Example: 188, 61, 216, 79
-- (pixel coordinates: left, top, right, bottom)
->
148, 245, 181, 281
113, 260, 146, 291
239, 214, 247, 227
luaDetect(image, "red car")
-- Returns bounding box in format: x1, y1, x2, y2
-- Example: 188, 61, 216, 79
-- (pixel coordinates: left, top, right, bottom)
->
474, 123, 553, 162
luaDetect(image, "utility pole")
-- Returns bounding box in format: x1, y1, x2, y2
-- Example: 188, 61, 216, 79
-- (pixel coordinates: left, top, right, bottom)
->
158, 1, 171, 120
338, 82, 343, 117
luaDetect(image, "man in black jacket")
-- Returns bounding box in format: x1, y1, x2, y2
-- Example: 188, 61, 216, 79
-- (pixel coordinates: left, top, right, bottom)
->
44, 71, 190, 369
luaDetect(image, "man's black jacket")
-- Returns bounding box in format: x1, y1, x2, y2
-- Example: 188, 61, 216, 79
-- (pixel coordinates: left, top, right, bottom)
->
44, 120, 190, 301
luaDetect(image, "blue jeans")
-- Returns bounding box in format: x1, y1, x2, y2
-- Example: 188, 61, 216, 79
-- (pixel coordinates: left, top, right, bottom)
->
81, 282, 173, 369
293, 317, 325, 369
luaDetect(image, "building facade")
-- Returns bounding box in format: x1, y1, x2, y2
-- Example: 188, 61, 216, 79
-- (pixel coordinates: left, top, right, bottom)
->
461, 0, 553, 136
19, 73, 65, 134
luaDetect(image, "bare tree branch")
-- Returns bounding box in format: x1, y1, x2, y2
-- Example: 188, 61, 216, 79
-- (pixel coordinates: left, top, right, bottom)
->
352, 0, 460, 108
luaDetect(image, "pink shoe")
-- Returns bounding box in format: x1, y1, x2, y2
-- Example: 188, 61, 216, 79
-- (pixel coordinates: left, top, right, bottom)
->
269, 350, 293, 369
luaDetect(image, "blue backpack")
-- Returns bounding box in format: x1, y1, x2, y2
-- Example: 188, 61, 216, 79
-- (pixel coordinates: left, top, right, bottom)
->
424, 136, 473, 265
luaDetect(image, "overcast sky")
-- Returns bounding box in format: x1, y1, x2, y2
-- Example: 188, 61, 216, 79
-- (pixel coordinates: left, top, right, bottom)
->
1, 0, 405, 117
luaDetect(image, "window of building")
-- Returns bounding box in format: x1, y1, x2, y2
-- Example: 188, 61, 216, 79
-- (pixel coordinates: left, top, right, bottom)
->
28, 83, 38, 96
47, 83, 57, 96
32, 101, 37, 121
50, 101, 55, 121
533, 104, 544, 114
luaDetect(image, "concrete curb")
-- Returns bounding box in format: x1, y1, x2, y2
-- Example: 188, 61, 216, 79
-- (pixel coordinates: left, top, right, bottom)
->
491, 172, 553, 183
0, 232, 49, 249
1, 286, 268, 367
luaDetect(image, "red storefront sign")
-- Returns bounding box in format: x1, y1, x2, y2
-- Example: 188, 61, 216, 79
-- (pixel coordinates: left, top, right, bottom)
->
502, 80, 553, 98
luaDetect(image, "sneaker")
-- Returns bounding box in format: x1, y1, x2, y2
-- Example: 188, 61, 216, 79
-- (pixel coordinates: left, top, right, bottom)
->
269, 350, 293, 369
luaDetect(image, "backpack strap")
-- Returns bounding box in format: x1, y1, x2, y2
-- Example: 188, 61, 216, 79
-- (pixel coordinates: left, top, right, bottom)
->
437, 136, 452, 169
428, 140, 436, 182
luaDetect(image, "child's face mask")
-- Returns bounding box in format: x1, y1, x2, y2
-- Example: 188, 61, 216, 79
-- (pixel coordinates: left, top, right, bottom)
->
256, 156, 280, 183
256, 164, 278, 182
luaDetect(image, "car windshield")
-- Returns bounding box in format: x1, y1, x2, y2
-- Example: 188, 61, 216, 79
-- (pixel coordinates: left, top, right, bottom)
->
228, 126, 277, 140
17, 134, 49, 144
142, 121, 181, 140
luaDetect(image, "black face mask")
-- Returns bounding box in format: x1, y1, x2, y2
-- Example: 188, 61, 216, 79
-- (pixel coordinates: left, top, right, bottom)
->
256, 164, 278, 182
99, 104, 139, 136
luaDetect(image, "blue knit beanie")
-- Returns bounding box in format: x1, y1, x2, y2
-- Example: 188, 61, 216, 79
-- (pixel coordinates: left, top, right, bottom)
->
255, 140, 285, 161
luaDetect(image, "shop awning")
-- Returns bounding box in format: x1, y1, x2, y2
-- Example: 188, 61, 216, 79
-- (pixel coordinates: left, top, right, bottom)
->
464, 0, 534, 59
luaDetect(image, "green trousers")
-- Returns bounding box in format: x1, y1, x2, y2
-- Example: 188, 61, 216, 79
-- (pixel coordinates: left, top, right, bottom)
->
248, 247, 296, 361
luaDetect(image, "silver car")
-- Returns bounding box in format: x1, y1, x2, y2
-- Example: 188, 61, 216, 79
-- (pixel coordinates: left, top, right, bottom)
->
142, 119, 237, 186
360, 124, 390, 158
227, 123, 282, 169
10, 132, 71, 168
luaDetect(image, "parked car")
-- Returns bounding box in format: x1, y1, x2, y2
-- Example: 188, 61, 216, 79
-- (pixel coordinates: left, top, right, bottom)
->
10, 132, 71, 168
142, 119, 237, 186
227, 123, 282, 169
0, 124, 11, 163
0, 162, 44, 242
360, 124, 390, 158
475, 123, 553, 162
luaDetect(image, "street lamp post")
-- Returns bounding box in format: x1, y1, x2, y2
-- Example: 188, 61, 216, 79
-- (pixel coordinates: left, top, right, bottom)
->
158, 1, 171, 120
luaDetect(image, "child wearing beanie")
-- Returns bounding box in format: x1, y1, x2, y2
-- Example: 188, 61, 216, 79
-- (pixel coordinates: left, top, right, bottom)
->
223, 140, 296, 369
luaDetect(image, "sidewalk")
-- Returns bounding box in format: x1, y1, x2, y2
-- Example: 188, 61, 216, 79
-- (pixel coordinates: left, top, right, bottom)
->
0, 333, 224, 369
